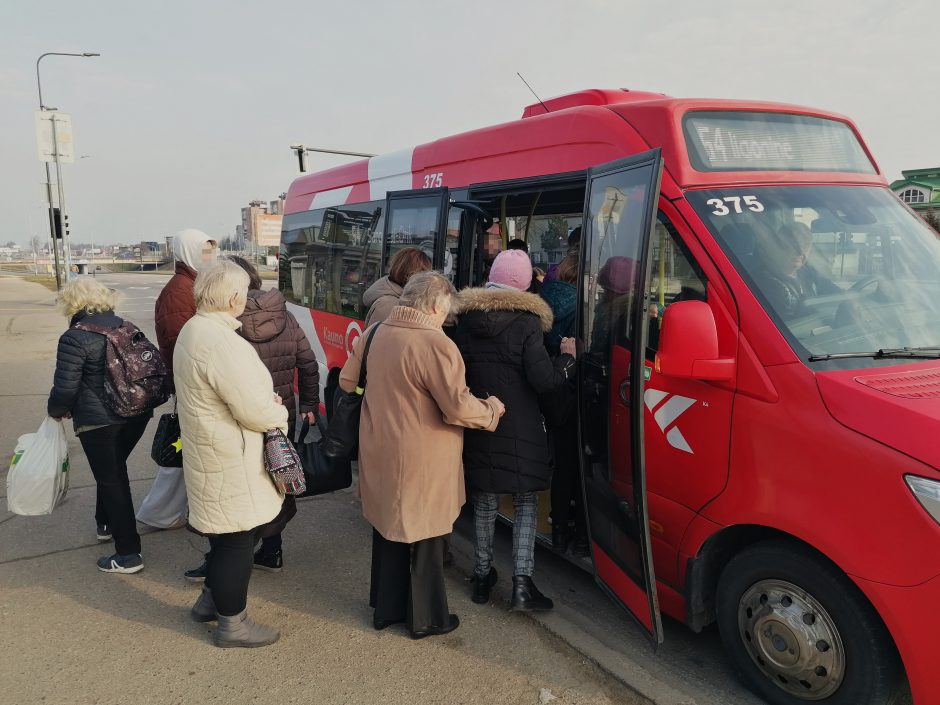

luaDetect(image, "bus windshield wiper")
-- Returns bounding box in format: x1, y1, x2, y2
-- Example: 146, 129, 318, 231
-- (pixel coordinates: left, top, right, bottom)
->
809, 347, 940, 362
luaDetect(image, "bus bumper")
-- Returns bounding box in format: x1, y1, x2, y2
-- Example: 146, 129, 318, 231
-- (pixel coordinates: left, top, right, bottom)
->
854, 572, 940, 704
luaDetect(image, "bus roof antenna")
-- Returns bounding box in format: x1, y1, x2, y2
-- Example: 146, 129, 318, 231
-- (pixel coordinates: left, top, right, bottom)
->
517, 73, 549, 114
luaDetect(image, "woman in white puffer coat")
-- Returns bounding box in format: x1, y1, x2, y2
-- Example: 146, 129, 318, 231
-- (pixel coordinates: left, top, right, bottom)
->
173, 260, 288, 648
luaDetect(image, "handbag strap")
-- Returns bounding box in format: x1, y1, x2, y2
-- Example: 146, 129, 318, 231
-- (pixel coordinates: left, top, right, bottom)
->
355, 323, 381, 395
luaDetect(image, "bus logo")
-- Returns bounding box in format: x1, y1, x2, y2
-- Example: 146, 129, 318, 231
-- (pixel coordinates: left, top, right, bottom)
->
643, 389, 696, 454
345, 321, 363, 356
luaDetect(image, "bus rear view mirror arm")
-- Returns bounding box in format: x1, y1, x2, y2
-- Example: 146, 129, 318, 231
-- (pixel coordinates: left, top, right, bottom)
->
654, 301, 736, 382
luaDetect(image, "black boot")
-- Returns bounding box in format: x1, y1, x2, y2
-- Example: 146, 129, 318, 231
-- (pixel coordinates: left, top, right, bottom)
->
552, 525, 570, 553
510, 575, 554, 612
471, 567, 498, 604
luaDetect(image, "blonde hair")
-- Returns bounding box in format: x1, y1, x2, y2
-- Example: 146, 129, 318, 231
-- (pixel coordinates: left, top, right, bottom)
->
57, 276, 120, 318
193, 260, 250, 313
399, 271, 456, 315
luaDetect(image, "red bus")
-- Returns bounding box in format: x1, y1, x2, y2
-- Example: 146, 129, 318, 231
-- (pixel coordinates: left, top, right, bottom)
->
280, 88, 940, 705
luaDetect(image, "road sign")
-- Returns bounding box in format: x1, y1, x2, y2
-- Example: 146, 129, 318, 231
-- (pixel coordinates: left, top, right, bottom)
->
35, 111, 74, 163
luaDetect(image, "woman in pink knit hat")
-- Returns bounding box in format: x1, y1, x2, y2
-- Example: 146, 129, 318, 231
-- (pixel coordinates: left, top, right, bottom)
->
453, 249, 578, 611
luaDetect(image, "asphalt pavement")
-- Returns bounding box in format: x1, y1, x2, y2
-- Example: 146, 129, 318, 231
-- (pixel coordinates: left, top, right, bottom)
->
0, 272, 846, 705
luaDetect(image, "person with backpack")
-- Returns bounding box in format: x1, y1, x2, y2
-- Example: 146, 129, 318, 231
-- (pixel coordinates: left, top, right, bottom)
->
137, 229, 218, 537
48, 277, 164, 574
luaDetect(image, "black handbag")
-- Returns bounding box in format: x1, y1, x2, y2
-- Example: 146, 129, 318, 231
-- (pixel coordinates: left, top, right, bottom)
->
296, 416, 352, 496
321, 324, 380, 459
150, 411, 183, 468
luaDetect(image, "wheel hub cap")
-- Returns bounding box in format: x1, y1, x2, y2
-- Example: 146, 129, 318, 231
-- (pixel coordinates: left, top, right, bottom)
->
737, 579, 845, 700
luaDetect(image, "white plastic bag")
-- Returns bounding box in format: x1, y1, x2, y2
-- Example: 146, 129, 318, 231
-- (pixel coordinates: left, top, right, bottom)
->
136, 465, 188, 528
7, 417, 70, 516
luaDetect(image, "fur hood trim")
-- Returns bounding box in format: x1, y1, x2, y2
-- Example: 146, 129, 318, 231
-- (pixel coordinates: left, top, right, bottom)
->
456, 287, 554, 332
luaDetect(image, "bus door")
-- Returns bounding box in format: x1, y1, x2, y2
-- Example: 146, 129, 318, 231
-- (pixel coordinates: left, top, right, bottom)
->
579, 149, 664, 644
383, 188, 450, 272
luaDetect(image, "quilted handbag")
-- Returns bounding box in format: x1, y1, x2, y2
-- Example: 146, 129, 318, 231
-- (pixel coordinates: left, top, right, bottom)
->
263, 428, 306, 496
150, 412, 183, 468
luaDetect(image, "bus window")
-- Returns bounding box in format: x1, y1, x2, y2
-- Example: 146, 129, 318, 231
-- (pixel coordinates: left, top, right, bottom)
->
307, 204, 383, 319
444, 207, 461, 283
646, 213, 708, 354
384, 194, 444, 272
279, 208, 326, 307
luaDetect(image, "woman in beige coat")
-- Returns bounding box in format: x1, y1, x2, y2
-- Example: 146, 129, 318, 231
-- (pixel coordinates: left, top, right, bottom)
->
174, 260, 289, 649
340, 272, 505, 639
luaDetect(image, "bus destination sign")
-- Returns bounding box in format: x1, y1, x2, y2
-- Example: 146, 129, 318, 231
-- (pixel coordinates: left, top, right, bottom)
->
683, 111, 876, 174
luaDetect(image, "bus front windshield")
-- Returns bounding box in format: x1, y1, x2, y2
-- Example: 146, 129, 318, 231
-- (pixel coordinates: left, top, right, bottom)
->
687, 185, 940, 369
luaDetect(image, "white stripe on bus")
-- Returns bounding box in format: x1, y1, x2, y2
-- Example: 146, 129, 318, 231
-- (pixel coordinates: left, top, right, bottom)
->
310, 186, 354, 211
368, 147, 415, 201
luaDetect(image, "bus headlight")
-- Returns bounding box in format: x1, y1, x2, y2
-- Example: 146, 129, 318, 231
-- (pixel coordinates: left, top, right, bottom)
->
905, 475, 940, 524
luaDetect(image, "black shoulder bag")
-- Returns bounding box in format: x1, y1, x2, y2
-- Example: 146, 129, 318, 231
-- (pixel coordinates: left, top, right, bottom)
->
321, 324, 380, 459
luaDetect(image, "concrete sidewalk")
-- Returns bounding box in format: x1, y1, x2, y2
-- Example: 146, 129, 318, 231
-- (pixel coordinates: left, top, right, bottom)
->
0, 278, 645, 705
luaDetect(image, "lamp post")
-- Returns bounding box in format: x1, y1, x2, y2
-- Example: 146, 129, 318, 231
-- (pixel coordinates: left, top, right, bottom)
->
36, 51, 99, 289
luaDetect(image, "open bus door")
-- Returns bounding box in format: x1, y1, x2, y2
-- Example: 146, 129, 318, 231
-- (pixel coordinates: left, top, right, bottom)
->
578, 149, 664, 644
383, 188, 450, 271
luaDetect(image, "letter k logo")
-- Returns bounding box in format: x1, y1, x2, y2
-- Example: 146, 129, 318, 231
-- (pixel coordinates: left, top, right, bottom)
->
643, 389, 696, 454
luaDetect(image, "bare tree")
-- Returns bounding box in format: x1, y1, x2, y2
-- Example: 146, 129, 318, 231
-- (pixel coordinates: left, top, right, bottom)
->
29, 235, 43, 255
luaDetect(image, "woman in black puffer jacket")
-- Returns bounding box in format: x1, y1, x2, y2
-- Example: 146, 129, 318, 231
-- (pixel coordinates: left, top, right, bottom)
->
232, 257, 319, 571
48, 277, 153, 574
452, 250, 577, 612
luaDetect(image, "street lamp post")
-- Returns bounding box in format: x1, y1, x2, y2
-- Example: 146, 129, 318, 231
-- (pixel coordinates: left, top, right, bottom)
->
36, 51, 99, 289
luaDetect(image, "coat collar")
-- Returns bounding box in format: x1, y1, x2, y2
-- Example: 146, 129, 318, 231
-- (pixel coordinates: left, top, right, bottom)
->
176, 261, 197, 279
457, 287, 554, 332
385, 305, 441, 331
196, 310, 242, 330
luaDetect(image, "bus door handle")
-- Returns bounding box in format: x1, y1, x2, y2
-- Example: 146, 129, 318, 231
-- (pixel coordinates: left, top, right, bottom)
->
619, 379, 630, 405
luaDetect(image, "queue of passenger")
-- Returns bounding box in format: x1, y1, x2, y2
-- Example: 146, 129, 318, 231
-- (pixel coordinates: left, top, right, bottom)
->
45, 230, 587, 648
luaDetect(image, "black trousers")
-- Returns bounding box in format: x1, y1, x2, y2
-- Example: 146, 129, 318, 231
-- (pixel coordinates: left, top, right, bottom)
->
206, 528, 260, 617
370, 529, 449, 631
78, 416, 150, 556
549, 423, 586, 537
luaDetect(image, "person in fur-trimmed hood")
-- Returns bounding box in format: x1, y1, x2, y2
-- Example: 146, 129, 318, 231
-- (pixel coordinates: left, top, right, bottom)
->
452, 249, 577, 612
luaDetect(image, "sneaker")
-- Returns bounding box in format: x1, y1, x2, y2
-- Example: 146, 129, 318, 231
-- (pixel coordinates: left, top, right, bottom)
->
97, 552, 144, 574
184, 559, 208, 583
253, 549, 283, 573
96, 524, 112, 542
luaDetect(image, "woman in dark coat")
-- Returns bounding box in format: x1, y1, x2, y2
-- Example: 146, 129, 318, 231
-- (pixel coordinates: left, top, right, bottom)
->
452, 250, 577, 611
47, 277, 153, 574
231, 256, 320, 571
539, 253, 587, 555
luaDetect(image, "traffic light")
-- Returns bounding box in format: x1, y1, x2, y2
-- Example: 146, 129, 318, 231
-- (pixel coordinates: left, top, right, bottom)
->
52, 208, 69, 239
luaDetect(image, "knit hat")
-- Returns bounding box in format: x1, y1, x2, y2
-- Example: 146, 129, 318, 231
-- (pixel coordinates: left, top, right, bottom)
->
488, 249, 533, 291
598, 256, 637, 294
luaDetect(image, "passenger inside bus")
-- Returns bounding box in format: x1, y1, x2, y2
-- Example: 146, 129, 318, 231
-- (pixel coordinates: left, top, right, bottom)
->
540, 252, 587, 556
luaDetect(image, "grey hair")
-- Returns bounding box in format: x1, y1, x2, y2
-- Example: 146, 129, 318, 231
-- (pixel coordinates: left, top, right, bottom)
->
399, 271, 456, 315
193, 260, 250, 313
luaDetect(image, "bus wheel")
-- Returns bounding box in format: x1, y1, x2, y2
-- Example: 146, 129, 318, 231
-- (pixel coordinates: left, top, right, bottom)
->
716, 541, 902, 705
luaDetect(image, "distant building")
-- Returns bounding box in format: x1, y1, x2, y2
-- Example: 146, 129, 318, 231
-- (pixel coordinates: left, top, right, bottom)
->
241, 200, 268, 242
890, 168, 940, 213
240, 198, 284, 247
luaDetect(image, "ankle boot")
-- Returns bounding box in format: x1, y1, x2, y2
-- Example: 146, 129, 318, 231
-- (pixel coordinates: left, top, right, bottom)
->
510, 575, 554, 612
213, 609, 280, 648
191, 586, 217, 623
471, 567, 498, 604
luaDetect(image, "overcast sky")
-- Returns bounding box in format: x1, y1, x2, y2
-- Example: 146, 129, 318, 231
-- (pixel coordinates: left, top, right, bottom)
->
2, 0, 938, 246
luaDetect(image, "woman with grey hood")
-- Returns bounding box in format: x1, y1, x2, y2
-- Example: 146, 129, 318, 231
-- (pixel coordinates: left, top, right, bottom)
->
136, 229, 217, 535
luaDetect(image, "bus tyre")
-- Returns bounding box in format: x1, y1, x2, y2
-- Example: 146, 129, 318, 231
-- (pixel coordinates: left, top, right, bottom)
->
716, 541, 902, 705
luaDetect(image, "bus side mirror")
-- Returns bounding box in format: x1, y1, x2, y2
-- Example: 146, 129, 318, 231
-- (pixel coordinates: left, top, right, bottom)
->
654, 301, 735, 381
